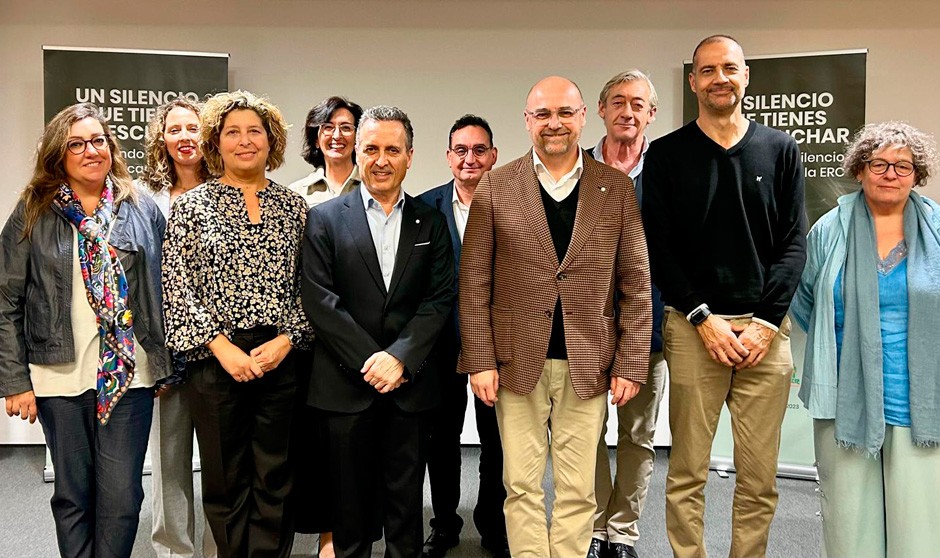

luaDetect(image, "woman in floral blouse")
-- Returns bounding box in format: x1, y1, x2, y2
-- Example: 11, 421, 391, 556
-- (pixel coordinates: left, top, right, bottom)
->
162, 90, 310, 558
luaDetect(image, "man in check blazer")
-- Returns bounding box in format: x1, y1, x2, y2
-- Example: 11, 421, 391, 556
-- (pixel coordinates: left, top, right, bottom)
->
418, 114, 507, 558
458, 76, 652, 558
301, 105, 455, 558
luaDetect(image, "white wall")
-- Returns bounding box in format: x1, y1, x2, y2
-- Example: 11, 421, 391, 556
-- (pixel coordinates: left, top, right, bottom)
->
3, 0, 940, 441
3, 0, 940, 212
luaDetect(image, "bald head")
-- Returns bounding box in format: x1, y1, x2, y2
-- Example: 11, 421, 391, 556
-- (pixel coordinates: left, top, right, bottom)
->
692, 34, 744, 72
526, 76, 584, 110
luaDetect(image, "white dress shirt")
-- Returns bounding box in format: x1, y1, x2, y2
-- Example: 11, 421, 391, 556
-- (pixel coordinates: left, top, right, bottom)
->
361, 186, 406, 290
452, 185, 470, 242
533, 148, 584, 202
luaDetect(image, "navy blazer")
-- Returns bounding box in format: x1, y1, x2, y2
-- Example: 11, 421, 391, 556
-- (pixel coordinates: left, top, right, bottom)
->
586, 143, 664, 353
301, 187, 455, 413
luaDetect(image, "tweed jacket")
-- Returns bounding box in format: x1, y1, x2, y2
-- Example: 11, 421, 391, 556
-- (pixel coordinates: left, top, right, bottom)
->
457, 151, 651, 399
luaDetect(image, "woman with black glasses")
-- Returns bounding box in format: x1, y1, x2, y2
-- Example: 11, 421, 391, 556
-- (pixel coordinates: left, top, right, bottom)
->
0, 102, 171, 557
792, 121, 940, 557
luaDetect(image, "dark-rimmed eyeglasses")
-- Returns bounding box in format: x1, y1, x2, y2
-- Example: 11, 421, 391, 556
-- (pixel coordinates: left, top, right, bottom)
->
449, 145, 492, 159
319, 123, 356, 136
66, 135, 110, 155
865, 159, 915, 177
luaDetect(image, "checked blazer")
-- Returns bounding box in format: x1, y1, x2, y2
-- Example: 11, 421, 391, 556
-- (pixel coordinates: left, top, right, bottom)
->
457, 151, 652, 399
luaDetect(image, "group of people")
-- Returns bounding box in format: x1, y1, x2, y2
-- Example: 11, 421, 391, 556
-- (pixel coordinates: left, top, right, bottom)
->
1, 33, 938, 558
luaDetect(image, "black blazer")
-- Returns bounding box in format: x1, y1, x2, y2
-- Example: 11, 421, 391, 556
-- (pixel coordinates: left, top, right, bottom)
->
416, 181, 462, 361
301, 187, 455, 413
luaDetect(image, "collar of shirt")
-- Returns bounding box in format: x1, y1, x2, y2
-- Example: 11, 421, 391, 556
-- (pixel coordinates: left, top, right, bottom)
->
360, 183, 405, 215
592, 135, 649, 180
292, 165, 360, 197
451, 183, 470, 211
533, 147, 583, 202
451, 183, 471, 241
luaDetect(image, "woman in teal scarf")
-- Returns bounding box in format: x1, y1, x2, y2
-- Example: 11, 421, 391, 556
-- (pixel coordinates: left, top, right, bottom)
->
791, 121, 940, 558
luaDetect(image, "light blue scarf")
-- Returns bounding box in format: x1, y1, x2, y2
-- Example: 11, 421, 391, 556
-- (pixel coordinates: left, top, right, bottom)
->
837, 191, 940, 453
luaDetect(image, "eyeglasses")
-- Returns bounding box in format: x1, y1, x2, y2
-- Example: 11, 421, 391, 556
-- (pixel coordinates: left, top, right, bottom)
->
66, 135, 110, 155
525, 106, 584, 122
864, 159, 915, 177
320, 123, 356, 136
450, 145, 492, 159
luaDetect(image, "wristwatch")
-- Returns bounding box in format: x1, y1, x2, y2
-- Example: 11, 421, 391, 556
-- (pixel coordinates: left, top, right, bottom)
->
688, 304, 712, 327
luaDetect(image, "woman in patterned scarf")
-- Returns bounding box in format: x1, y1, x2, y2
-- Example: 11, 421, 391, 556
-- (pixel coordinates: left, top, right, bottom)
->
0, 102, 172, 556
162, 90, 311, 558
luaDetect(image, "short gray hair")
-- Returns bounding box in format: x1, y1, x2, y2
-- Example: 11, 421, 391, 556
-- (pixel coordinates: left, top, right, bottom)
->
357, 105, 414, 150
843, 121, 938, 187
598, 69, 659, 110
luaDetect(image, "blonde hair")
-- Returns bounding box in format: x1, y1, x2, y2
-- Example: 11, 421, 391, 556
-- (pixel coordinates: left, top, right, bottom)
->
141, 98, 210, 193
199, 90, 289, 176
21, 102, 136, 238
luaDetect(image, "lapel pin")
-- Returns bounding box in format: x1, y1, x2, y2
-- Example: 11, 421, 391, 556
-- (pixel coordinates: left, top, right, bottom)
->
600, 186, 607, 192
416, 219, 421, 224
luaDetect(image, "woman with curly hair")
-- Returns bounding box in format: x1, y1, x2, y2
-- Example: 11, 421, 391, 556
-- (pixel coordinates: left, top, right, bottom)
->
0, 102, 171, 556
141, 98, 218, 558
162, 90, 311, 557
792, 121, 940, 557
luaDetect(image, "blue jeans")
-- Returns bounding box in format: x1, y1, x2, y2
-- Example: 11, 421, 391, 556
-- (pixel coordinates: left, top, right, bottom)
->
37, 387, 154, 558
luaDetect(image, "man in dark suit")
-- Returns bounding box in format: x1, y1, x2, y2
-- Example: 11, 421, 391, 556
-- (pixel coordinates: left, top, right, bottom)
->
301, 105, 455, 558
459, 76, 651, 558
417, 115, 508, 558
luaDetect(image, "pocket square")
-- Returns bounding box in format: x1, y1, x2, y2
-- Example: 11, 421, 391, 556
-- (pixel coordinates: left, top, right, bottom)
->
414, 241, 431, 247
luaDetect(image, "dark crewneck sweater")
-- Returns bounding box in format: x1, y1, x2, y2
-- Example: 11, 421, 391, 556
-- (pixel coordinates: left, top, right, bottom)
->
540, 181, 580, 359
641, 121, 806, 326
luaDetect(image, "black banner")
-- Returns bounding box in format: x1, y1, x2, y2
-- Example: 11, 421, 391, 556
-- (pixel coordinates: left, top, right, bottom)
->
43, 46, 229, 177
683, 50, 867, 225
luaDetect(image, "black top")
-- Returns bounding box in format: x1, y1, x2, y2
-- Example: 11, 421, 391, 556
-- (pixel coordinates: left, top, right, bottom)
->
642, 121, 806, 326
163, 179, 312, 361
540, 181, 580, 359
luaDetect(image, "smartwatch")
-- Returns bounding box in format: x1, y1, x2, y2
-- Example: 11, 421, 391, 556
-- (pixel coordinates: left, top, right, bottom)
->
688, 304, 711, 327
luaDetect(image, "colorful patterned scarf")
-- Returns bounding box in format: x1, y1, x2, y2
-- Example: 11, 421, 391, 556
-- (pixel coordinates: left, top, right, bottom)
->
53, 177, 135, 425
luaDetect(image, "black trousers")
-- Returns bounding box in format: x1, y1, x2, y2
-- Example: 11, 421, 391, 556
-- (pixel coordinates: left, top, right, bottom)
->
185, 327, 297, 558
426, 372, 507, 544
326, 398, 431, 558
290, 349, 333, 534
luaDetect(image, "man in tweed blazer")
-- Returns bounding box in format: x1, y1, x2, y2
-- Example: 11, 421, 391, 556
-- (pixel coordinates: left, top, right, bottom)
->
458, 76, 652, 558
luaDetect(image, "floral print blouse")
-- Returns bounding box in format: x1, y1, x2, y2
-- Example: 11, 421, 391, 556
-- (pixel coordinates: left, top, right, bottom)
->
162, 178, 312, 361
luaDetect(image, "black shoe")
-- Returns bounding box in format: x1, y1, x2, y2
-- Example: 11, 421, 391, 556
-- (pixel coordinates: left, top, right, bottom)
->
480, 534, 510, 558
422, 527, 460, 558
587, 537, 608, 558
609, 542, 639, 558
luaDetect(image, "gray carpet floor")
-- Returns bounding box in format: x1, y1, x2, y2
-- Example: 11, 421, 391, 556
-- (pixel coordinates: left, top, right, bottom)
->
0, 445, 820, 557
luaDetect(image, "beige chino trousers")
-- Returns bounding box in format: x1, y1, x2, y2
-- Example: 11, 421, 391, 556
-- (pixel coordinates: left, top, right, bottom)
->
663, 310, 792, 558
495, 359, 608, 558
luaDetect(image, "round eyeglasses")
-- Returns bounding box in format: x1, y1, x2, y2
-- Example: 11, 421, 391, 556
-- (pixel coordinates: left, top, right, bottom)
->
864, 159, 915, 177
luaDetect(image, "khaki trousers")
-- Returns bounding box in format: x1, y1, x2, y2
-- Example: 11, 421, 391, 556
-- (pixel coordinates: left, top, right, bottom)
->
496, 359, 607, 558
815, 420, 940, 558
593, 352, 667, 545
663, 310, 792, 558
